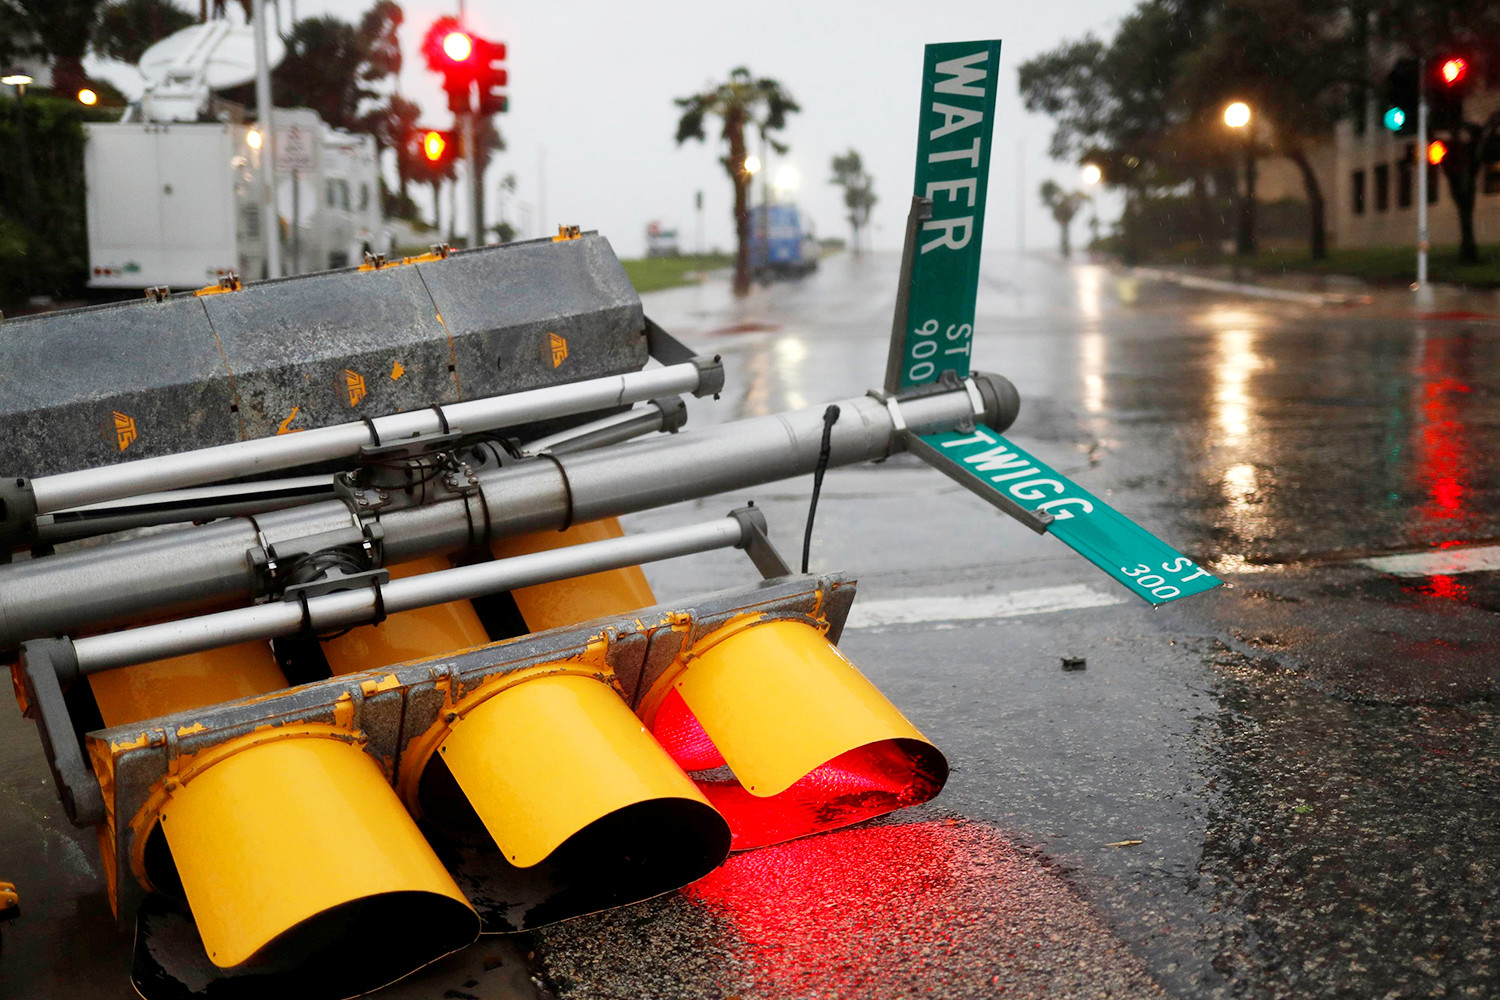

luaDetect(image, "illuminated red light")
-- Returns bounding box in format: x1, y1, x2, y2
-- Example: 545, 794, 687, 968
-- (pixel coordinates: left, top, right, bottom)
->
1427, 140, 1448, 166
442, 31, 473, 62
1439, 58, 1467, 86
652, 689, 945, 851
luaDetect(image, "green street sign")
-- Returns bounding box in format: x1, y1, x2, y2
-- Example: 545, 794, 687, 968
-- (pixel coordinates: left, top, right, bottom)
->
915, 424, 1222, 605
887, 39, 1003, 392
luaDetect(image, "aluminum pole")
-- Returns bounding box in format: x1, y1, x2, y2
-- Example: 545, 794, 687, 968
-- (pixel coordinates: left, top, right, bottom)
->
252, 0, 281, 279
29, 361, 714, 513
1416, 57, 1429, 293
464, 110, 482, 248
0, 375, 1012, 648
70, 515, 748, 673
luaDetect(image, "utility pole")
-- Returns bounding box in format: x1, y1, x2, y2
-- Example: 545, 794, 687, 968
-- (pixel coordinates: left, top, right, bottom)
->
1415, 55, 1429, 294
463, 111, 480, 247
252, 0, 281, 278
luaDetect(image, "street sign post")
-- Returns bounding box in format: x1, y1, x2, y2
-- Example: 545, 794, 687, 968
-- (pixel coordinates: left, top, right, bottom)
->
885, 39, 1220, 606
886, 40, 1003, 393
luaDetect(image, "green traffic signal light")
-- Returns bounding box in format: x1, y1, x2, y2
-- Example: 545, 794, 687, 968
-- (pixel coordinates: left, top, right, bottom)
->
1383, 106, 1406, 132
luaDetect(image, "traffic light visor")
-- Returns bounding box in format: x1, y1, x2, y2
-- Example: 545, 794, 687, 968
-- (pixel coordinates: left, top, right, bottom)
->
408, 667, 731, 930
643, 618, 948, 850
150, 728, 478, 987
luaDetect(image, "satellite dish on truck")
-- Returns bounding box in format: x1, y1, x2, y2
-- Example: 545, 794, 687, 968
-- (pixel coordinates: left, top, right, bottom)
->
138, 20, 285, 122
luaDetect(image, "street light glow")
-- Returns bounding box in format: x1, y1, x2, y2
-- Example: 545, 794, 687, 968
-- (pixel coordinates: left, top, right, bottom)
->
1223, 101, 1251, 128
1081, 163, 1103, 186
1, 73, 33, 86
77, 88, 97, 106
774, 164, 799, 193
246, 129, 263, 150
744, 154, 761, 175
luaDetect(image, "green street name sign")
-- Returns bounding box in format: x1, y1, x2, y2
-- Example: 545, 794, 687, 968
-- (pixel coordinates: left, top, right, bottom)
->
918, 425, 1222, 605
891, 39, 1002, 391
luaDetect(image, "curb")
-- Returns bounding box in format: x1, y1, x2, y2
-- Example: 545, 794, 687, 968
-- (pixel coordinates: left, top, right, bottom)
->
1130, 267, 1372, 307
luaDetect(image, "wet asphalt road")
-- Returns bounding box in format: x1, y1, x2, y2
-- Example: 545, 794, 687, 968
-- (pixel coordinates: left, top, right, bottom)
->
3, 251, 1498, 998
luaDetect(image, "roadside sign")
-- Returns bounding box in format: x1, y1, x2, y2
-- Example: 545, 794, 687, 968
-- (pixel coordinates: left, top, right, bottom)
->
886, 39, 1003, 392
915, 424, 1222, 605
276, 124, 317, 173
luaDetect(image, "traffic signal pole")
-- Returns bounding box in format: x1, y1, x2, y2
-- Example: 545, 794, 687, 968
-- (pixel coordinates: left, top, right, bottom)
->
252, 0, 282, 279
1416, 56, 1429, 293
0, 375, 1014, 648
464, 110, 482, 247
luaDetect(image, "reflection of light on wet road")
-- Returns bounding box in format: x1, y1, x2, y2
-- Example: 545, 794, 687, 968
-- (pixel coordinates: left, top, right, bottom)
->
1222, 462, 1257, 510
1410, 329, 1473, 541
1080, 330, 1106, 416
1075, 265, 1106, 322
682, 819, 1161, 999
1211, 328, 1264, 446
774, 336, 808, 411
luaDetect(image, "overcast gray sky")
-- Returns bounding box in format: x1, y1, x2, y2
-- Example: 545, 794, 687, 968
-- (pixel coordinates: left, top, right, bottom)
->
286, 0, 1131, 257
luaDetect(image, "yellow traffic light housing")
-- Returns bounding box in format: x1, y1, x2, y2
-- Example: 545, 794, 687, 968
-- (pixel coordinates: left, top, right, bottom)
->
640, 618, 948, 850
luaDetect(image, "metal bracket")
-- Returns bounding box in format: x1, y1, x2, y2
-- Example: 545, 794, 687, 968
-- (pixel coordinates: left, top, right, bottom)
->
249, 518, 387, 601
18, 638, 104, 828
729, 504, 794, 579
144, 285, 171, 303
645, 316, 724, 399
0, 476, 38, 563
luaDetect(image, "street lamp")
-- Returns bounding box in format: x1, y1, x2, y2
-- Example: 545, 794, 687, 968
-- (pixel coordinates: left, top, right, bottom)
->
1081, 163, 1102, 250
773, 164, 799, 198
743, 154, 761, 176
1223, 101, 1256, 259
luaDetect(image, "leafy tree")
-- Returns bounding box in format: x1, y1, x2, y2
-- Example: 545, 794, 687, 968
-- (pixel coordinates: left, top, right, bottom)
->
1039, 180, 1087, 257
1174, 0, 1368, 260
675, 67, 800, 296
1, 0, 106, 94
363, 93, 421, 200
829, 149, 876, 256
94, 0, 194, 65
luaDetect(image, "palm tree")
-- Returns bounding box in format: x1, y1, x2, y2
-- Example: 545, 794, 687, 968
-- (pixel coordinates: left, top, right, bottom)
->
1040, 180, 1087, 259
675, 67, 799, 297
830, 149, 876, 256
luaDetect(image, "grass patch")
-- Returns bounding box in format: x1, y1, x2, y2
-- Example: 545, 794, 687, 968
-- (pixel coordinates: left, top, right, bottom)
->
619, 254, 732, 294
1242, 245, 1500, 289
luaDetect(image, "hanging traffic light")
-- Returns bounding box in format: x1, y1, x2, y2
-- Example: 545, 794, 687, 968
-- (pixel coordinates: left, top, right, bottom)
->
1383, 57, 1417, 136
1427, 139, 1448, 166
474, 37, 509, 115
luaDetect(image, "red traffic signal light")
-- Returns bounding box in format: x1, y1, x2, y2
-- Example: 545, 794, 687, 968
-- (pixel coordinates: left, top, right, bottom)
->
1438, 57, 1468, 87
441, 30, 473, 63
422, 129, 448, 162
1427, 139, 1448, 166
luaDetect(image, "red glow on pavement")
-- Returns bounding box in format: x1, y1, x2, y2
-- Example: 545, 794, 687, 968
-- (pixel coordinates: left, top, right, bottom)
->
1412, 339, 1474, 542
1427, 574, 1468, 601
652, 689, 945, 850
685, 822, 966, 997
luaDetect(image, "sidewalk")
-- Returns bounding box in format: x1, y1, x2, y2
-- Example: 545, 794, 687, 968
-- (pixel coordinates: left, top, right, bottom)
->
1130, 262, 1500, 319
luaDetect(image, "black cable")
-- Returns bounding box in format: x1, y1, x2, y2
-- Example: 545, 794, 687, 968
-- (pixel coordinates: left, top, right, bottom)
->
801, 404, 841, 574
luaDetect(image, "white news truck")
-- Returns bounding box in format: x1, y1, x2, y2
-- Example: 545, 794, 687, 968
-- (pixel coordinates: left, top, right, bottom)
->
84, 111, 385, 290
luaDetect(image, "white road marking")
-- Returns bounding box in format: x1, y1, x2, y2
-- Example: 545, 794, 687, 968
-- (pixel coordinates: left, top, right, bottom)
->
845, 584, 1126, 629
1358, 545, 1500, 578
